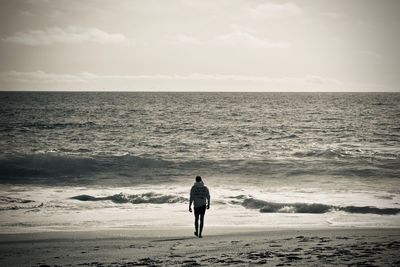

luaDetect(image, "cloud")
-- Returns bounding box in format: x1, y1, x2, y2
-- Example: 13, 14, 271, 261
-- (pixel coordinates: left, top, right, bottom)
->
4, 71, 390, 92
358, 50, 382, 59
2, 71, 389, 91
0, 71, 342, 84
19, 10, 34, 16
214, 29, 290, 49
1, 26, 129, 46
321, 12, 344, 19
48, 9, 62, 18
79, 72, 316, 83
0, 70, 87, 83
247, 2, 302, 19
168, 34, 202, 46
167, 27, 289, 49
0, 71, 343, 89
304, 75, 340, 85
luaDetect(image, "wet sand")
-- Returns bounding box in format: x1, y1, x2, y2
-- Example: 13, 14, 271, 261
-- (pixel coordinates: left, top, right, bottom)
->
0, 227, 399, 266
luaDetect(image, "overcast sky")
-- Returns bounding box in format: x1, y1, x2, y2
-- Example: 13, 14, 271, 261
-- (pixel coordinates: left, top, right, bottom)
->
0, 0, 399, 91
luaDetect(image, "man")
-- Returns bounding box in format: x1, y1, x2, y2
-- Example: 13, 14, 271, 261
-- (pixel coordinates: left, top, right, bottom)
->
189, 176, 210, 238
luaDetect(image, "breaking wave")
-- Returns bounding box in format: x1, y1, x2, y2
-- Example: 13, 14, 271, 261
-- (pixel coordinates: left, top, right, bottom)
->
238, 197, 400, 215
0, 203, 43, 211
0, 196, 43, 211
0, 153, 171, 182
1, 151, 399, 184
0, 196, 34, 204
70, 193, 400, 215
70, 192, 187, 204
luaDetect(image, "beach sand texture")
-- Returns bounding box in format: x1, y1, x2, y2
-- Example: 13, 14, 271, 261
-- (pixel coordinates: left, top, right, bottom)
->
1, 228, 399, 266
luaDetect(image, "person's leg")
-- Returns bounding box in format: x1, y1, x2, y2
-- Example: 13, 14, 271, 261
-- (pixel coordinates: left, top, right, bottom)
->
199, 206, 206, 238
194, 208, 199, 236
199, 213, 204, 237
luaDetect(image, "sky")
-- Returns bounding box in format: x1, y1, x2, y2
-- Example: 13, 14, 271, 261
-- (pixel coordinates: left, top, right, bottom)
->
0, 0, 399, 92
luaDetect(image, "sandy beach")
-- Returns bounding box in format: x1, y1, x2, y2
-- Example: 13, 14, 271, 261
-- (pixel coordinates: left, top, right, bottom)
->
2, 0, 400, 264
1, 227, 399, 266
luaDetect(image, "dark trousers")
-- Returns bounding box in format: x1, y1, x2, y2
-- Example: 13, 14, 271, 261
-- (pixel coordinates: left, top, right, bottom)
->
194, 206, 206, 235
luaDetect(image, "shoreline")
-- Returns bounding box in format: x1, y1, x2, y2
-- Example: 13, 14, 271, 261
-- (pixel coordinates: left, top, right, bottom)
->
1, 225, 400, 240
1, 227, 399, 266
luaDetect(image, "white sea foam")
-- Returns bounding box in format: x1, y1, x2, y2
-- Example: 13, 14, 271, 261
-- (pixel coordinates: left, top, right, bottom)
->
0, 183, 399, 233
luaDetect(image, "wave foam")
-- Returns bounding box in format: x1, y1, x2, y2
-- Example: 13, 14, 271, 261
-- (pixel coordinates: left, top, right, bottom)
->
242, 198, 332, 214
0, 196, 42, 211
240, 197, 400, 215
0, 196, 34, 204
71, 192, 187, 204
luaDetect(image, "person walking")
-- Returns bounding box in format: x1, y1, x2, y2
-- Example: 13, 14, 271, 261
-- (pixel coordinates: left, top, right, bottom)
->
189, 176, 210, 238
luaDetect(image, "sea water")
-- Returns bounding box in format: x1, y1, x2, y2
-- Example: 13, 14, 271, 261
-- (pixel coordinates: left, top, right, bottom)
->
0, 92, 399, 232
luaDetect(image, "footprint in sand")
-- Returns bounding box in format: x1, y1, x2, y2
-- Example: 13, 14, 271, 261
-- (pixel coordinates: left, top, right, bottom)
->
170, 241, 182, 251
168, 254, 183, 258
269, 244, 282, 247
181, 259, 200, 266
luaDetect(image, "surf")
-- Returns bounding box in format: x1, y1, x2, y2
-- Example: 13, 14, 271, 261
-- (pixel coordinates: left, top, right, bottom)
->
238, 197, 400, 215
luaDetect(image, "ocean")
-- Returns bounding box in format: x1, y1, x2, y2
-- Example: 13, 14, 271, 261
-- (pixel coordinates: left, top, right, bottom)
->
0, 92, 399, 232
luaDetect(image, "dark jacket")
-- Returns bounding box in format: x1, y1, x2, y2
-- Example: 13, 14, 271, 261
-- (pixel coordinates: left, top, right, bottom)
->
190, 181, 210, 208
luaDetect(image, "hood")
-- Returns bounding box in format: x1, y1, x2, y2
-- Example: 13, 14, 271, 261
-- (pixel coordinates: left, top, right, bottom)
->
193, 181, 204, 187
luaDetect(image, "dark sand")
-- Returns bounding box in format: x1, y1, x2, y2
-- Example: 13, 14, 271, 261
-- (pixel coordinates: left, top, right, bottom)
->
0, 228, 399, 266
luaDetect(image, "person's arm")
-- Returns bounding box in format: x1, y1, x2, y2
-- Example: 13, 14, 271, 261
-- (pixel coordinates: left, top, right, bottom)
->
189, 187, 193, 212
206, 187, 210, 209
